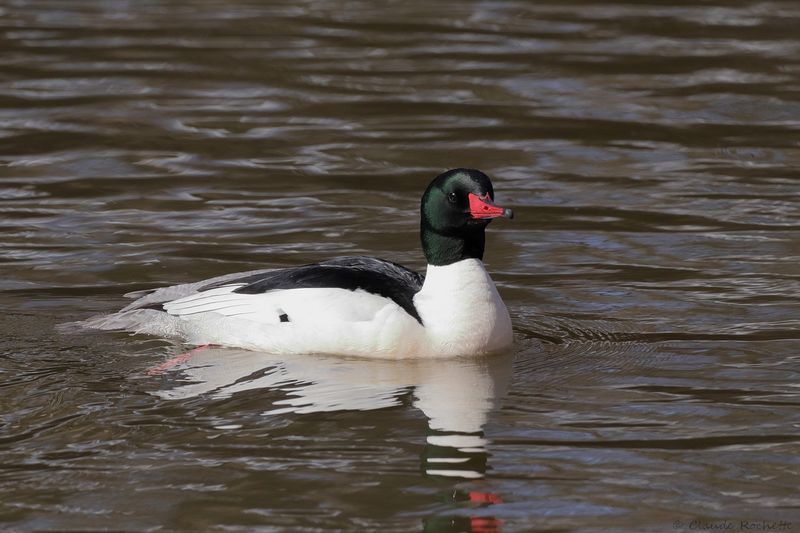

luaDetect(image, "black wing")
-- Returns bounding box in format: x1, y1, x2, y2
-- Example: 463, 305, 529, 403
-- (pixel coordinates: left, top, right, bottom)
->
200, 256, 425, 324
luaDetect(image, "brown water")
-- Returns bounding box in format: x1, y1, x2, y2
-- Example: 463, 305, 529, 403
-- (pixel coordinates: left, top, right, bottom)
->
2, 1, 799, 531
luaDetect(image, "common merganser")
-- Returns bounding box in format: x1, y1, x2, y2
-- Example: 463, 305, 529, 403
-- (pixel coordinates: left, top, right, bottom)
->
85, 168, 514, 358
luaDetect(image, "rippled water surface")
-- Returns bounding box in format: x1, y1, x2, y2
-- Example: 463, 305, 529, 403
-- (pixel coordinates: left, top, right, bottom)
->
2, 0, 800, 531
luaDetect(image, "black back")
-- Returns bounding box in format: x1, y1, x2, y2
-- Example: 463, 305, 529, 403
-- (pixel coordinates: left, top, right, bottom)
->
200, 256, 425, 324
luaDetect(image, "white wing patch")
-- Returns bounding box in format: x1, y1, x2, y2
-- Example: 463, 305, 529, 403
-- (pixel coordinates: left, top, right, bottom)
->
163, 284, 398, 325
164, 285, 247, 314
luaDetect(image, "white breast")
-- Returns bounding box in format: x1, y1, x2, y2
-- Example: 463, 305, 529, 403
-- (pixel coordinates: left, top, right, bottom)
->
414, 259, 513, 357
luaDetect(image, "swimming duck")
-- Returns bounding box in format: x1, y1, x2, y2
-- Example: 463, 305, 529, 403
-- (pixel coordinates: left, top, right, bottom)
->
87, 168, 514, 358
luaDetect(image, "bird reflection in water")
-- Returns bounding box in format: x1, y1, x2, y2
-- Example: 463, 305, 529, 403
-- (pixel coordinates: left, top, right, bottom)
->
148, 347, 511, 530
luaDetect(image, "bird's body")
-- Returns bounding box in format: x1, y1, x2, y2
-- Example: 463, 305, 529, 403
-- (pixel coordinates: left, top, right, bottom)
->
83, 169, 514, 358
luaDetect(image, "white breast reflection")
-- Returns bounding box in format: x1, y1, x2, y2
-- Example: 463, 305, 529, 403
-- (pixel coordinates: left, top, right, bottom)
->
150, 347, 513, 479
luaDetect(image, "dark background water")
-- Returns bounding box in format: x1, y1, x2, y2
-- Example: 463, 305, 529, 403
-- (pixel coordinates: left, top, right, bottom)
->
1, 1, 799, 531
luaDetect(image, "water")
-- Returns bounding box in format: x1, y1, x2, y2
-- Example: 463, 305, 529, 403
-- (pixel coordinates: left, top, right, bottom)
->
2, 0, 799, 530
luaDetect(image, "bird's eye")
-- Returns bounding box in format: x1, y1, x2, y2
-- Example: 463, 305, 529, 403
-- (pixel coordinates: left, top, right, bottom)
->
447, 192, 457, 203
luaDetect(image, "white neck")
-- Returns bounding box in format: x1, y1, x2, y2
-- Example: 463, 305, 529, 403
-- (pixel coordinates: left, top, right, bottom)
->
413, 258, 513, 356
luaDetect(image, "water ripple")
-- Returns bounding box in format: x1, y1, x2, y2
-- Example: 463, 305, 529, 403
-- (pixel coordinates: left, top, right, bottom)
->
2, 0, 800, 529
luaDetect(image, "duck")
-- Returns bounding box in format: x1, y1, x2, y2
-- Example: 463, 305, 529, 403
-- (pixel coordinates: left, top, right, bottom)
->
84, 168, 514, 358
